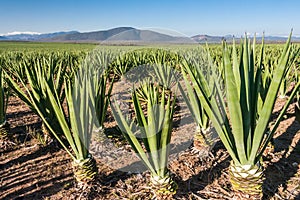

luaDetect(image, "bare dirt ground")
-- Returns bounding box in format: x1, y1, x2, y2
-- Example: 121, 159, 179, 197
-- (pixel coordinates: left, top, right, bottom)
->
0, 94, 300, 200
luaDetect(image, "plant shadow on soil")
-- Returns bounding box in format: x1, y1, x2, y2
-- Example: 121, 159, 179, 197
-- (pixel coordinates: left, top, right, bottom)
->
263, 117, 300, 200
174, 141, 231, 199
0, 141, 74, 200
0, 97, 75, 199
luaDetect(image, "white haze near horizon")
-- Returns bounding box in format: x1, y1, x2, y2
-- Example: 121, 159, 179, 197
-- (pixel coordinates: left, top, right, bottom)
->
0, 31, 41, 36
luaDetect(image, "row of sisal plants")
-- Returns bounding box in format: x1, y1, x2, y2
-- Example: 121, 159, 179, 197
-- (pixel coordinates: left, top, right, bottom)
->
0, 35, 299, 197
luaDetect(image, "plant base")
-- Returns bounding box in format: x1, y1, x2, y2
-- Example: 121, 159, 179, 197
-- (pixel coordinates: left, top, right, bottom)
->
192, 127, 214, 156
150, 173, 177, 195
41, 122, 53, 144
0, 121, 10, 139
229, 161, 264, 196
72, 155, 98, 186
92, 126, 106, 142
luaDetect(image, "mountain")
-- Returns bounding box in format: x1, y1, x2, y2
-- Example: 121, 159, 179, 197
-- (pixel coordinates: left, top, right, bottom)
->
0, 27, 191, 43
49, 27, 193, 43
192, 34, 300, 43
0, 31, 79, 41
1, 27, 300, 43
192, 34, 228, 43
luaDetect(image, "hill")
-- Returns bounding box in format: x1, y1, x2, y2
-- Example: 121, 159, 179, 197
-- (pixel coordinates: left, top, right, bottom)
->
49, 27, 194, 43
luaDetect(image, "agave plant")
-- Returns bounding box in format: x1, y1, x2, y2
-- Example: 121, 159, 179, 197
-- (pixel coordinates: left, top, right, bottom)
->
152, 63, 180, 90
5, 52, 106, 186
4, 54, 67, 142
112, 50, 146, 78
0, 56, 10, 139
94, 73, 114, 132
179, 47, 218, 154
179, 74, 213, 153
181, 33, 299, 195
120, 49, 181, 106
33, 64, 101, 186
83, 50, 115, 141
42, 65, 99, 186
111, 81, 177, 195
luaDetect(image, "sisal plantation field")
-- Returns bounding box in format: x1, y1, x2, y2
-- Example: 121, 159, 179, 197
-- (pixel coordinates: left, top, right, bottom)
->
0, 39, 299, 200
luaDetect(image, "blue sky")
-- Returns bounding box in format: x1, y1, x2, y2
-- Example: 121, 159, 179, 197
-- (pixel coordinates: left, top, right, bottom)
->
0, 0, 299, 36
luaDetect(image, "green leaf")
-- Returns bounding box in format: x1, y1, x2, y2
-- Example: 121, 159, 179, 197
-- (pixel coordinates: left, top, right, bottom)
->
223, 43, 246, 164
